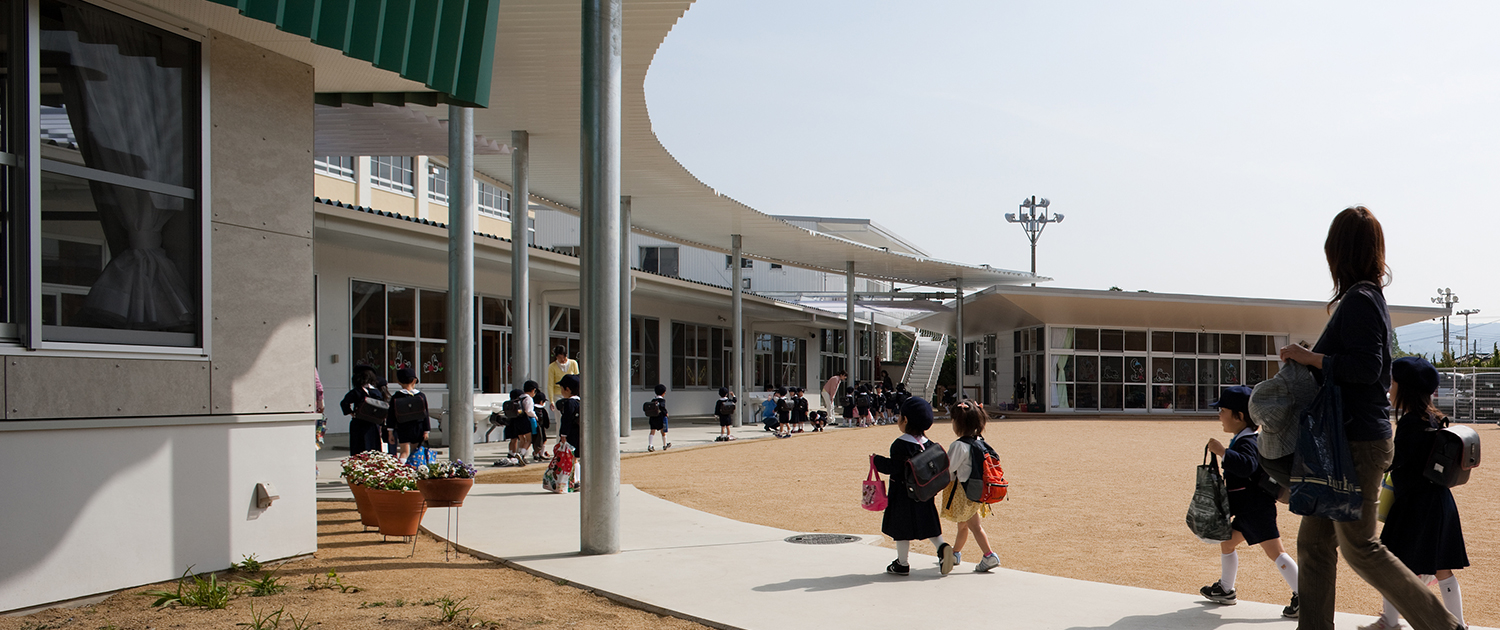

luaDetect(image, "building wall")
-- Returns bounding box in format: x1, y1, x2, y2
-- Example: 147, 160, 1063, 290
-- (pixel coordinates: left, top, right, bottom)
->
0, 31, 318, 612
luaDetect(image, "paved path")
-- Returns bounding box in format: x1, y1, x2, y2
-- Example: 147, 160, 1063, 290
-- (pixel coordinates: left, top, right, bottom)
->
418, 484, 1484, 630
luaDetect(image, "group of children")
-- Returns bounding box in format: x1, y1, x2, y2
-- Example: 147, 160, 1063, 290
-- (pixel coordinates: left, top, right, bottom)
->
1193, 356, 1468, 627
759, 387, 825, 437
843, 382, 910, 427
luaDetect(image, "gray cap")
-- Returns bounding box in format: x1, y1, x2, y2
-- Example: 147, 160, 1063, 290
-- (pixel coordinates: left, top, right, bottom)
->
1248, 361, 1319, 459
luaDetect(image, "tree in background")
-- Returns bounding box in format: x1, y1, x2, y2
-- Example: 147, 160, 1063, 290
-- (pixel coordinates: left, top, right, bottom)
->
936, 337, 956, 390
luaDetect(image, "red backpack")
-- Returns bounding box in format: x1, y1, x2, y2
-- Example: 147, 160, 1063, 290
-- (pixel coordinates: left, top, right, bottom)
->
961, 437, 1009, 504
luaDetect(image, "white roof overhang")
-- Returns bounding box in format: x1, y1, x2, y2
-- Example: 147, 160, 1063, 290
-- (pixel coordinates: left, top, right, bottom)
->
905, 285, 1450, 343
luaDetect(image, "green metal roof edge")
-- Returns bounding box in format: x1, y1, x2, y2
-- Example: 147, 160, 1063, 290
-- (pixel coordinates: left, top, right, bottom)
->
208, 0, 497, 108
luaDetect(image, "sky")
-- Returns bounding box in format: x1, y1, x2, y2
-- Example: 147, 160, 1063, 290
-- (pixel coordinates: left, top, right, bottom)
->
643, 0, 1500, 352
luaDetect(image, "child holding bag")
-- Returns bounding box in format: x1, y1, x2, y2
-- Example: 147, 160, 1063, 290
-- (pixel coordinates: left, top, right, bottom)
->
871, 396, 955, 576
940, 401, 1001, 573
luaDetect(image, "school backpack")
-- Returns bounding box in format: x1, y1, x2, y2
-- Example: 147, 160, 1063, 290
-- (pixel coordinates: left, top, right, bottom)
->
905, 441, 951, 502
958, 436, 1009, 503
501, 399, 523, 419
775, 397, 789, 414
841, 394, 854, 408
718, 399, 737, 417
856, 391, 873, 408
392, 395, 426, 424
1425, 422, 1481, 488
642, 398, 662, 418
354, 395, 389, 424
794, 397, 809, 414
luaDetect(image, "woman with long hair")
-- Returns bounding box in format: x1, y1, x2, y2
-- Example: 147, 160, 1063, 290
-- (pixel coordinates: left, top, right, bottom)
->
1278, 207, 1462, 630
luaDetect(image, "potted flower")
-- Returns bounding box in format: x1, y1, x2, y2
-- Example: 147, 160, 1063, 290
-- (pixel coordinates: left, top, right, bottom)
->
340, 451, 406, 529
415, 460, 477, 508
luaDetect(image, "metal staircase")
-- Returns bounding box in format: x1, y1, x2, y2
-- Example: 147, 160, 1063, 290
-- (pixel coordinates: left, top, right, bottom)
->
903, 332, 948, 401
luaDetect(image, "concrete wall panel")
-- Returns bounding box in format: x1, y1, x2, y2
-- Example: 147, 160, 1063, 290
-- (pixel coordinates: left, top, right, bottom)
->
210, 223, 315, 414
208, 32, 313, 239
6, 358, 210, 419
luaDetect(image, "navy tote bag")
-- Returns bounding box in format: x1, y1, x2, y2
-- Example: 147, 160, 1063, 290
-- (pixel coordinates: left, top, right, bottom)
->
1288, 382, 1363, 522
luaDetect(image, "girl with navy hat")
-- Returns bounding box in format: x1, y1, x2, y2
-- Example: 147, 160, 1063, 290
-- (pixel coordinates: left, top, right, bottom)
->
871, 396, 955, 576
1361, 357, 1469, 630
1199, 385, 1301, 618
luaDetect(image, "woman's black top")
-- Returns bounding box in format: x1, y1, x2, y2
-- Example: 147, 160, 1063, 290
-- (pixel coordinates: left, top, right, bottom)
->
1310, 282, 1393, 442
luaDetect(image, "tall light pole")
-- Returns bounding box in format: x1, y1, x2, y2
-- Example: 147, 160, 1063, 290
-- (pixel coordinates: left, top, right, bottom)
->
1005, 196, 1063, 287
1432, 288, 1459, 359
1458, 309, 1480, 360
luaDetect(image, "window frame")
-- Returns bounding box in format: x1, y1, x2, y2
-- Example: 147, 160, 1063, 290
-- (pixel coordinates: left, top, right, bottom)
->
13, 0, 213, 356
476, 180, 510, 219
315, 156, 355, 180
369, 156, 414, 195
639, 245, 679, 277
348, 279, 451, 386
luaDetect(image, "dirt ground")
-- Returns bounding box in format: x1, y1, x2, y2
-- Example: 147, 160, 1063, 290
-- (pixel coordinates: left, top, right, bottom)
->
0, 501, 710, 630
485, 418, 1498, 627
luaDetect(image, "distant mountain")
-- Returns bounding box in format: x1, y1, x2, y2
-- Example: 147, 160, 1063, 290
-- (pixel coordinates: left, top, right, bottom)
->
1395, 321, 1500, 359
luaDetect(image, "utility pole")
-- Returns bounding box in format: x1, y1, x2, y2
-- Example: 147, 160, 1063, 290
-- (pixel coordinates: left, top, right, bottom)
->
1457, 309, 1480, 361
1432, 288, 1459, 359
1004, 196, 1063, 287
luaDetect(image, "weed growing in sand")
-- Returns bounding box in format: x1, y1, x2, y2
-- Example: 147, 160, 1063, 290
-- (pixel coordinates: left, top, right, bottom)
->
234, 554, 264, 572
304, 569, 360, 593
431, 596, 475, 624
244, 602, 284, 630
360, 598, 409, 608
240, 571, 286, 597
144, 566, 231, 609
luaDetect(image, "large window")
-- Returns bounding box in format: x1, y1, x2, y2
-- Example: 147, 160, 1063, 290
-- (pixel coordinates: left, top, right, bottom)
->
351, 281, 448, 385
478, 296, 512, 393
315, 156, 355, 180
640, 246, 678, 277
370, 156, 413, 194
477, 181, 510, 219
631, 316, 660, 389
21, 0, 205, 348
819, 329, 847, 384
1051, 328, 1286, 413
549, 305, 580, 362
672, 322, 730, 389
753, 332, 806, 390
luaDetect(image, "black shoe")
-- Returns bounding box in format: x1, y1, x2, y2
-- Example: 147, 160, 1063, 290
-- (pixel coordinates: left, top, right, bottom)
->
885, 560, 909, 576
1199, 581, 1236, 605
1281, 593, 1299, 619
937, 543, 956, 575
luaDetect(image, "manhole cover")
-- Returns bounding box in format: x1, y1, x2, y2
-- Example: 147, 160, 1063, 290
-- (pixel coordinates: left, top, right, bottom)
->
784, 534, 861, 545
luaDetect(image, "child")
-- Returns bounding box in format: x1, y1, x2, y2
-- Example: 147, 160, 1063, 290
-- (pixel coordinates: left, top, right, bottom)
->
872, 396, 956, 576
714, 387, 737, 442
386, 368, 431, 462
792, 388, 809, 433
555, 374, 582, 489
761, 387, 779, 433
1200, 386, 1300, 618
505, 387, 535, 466
855, 384, 875, 427
647, 384, 670, 451
339, 364, 385, 456
1361, 357, 1469, 630
773, 387, 792, 438
941, 401, 1001, 572
526, 380, 550, 462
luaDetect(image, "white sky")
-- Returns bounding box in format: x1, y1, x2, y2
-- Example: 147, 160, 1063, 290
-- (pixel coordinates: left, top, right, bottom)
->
644, 0, 1500, 349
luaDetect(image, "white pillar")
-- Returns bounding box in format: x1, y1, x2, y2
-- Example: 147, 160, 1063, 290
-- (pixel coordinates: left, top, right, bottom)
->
620, 196, 632, 438
579, 0, 623, 556
955, 281, 965, 403
731, 235, 744, 427
511, 131, 531, 388
846, 262, 856, 383
445, 107, 475, 466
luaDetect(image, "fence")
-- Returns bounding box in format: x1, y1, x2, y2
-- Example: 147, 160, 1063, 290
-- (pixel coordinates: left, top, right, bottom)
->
1435, 367, 1500, 423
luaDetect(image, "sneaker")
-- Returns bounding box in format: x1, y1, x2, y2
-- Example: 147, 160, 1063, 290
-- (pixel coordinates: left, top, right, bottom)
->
664, 442, 672, 450
938, 543, 956, 575
885, 560, 909, 576
1282, 593, 1299, 619
1357, 620, 1401, 630
648, 445, 655, 452
974, 554, 1001, 573
952, 552, 962, 566
1199, 581, 1236, 605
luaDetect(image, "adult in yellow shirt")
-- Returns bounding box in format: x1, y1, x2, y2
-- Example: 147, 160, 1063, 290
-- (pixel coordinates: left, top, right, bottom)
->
546, 345, 579, 407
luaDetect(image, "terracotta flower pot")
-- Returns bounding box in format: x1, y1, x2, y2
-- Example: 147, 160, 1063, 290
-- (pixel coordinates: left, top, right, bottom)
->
347, 482, 380, 528
416, 478, 473, 508
365, 488, 427, 537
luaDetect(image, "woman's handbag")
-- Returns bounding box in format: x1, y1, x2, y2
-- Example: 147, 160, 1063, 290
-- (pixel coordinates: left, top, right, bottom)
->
1187, 445, 1234, 543
862, 455, 888, 511
1289, 382, 1363, 522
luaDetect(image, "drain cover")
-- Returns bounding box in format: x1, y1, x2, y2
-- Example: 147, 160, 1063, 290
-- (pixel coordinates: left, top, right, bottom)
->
784, 534, 861, 545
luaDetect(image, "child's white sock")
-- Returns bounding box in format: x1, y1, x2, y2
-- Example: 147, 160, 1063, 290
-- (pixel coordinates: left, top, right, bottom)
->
1220, 551, 1238, 591
647, 434, 654, 448
929, 536, 946, 551
1380, 597, 1398, 625
1438, 575, 1464, 625
1274, 552, 1299, 593
895, 541, 910, 566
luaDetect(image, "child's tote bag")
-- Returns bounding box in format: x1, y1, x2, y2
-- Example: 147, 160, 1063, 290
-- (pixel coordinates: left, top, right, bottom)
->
862, 455, 888, 511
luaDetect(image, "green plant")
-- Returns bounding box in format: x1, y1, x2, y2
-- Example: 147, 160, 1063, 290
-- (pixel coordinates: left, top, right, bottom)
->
433, 596, 475, 624
305, 569, 360, 593
242, 602, 284, 630
287, 611, 314, 630
234, 554, 264, 573
144, 566, 232, 609
241, 571, 286, 597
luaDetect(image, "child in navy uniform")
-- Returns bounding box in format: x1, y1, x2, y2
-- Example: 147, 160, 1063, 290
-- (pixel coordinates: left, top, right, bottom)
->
647, 384, 670, 451
714, 387, 737, 442
554, 374, 582, 490
1363, 357, 1469, 630
792, 388, 809, 433
387, 368, 431, 462
1200, 385, 1300, 618
872, 396, 956, 576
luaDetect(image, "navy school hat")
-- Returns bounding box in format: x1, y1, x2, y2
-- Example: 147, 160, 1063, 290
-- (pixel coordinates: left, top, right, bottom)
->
1392, 356, 1439, 396
557, 374, 580, 392
1210, 385, 1253, 414
395, 367, 417, 384
899, 396, 935, 433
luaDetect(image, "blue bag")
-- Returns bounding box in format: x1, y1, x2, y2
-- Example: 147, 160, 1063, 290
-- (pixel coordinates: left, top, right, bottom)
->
1288, 382, 1362, 522
406, 444, 437, 468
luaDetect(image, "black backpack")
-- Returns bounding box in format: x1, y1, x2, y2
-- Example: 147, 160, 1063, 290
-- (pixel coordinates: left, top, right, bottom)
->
856, 392, 873, 408
775, 398, 789, 414
354, 395, 388, 424
794, 397, 809, 413
841, 394, 854, 408
642, 399, 662, 418
392, 395, 426, 424
502, 399, 522, 419
718, 399, 737, 417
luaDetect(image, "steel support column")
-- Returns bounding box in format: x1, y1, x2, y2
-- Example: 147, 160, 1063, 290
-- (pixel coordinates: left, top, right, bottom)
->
731, 235, 744, 427
511, 130, 531, 387
579, 0, 622, 556
620, 196, 632, 438
955, 281, 964, 403
846, 262, 856, 383
445, 105, 475, 465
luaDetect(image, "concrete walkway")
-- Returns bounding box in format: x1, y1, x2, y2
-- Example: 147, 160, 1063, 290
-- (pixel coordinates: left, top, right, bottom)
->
418, 484, 1485, 630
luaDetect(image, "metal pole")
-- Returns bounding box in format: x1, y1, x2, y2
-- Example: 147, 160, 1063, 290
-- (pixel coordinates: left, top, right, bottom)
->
955, 281, 964, 403
446, 105, 475, 466
1030, 243, 1037, 287
731, 235, 744, 427
511, 131, 531, 387
846, 262, 856, 383
579, 0, 622, 556
620, 196, 632, 438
